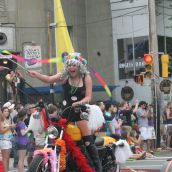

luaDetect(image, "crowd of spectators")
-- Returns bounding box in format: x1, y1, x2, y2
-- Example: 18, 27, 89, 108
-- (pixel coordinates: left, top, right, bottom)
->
5, 69, 25, 104
0, 101, 46, 172
96, 100, 157, 159
0, 98, 171, 171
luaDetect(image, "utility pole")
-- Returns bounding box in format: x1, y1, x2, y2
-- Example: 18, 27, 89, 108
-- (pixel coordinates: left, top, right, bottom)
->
48, 12, 55, 104
148, 0, 159, 74
148, 0, 160, 148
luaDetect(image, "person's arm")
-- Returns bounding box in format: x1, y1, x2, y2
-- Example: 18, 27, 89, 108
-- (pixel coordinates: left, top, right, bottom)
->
137, 134, 143, 146
5, 73, 15, 82
38, 114, 45, 134
108, 122, 115, 135
0, 126, 11, 134
28, 70, 63, 84
133, 100, 139, 113
19, 122, 30, 136
10, 73, 16, 81
0, 122, 15, 134
16, 70, 23, 78
72, 74, 92, 106
143, 110, 149, 118
20, 128, 30, 136
114, 118, 122, 129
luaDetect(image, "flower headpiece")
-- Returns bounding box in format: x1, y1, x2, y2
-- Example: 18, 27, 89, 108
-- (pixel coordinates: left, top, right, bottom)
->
61, 52, 89, 79
62, 52, 87, 66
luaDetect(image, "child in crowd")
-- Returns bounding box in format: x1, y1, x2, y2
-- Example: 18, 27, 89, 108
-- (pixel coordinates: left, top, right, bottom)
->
112, 104, 122, 136
129, 129, 142, 146
16, 108, 30, 172
104, 103, 115, 136
47, 104, 59, 119
121, 126, 148, 160
124, 127, 155, 159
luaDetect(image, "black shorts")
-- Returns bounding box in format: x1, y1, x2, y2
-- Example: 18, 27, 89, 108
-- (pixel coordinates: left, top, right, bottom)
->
17, 144, 27, 150
62, 109, 88, 122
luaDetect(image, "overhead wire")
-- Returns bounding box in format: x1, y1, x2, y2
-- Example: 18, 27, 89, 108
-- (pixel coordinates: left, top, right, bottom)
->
0, 2, 170, 32
0, 6, 147, 29
111, 5, 147, 12
0, 2, 170, 41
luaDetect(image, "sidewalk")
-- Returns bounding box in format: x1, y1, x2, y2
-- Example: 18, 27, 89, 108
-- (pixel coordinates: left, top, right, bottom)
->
6, 148, 172, 172
154, 149, 172, 158
9, 158, 27, 172
120, 149, 172, 172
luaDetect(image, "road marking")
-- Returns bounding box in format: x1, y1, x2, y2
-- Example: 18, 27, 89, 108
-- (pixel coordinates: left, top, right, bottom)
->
9, 170, 27, 172
125, 164, 163, 167
150, 157, 172, 160
9, 168, 27, 172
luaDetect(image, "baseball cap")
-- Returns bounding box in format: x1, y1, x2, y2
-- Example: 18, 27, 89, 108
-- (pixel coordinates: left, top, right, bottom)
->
3, 101, 15, 110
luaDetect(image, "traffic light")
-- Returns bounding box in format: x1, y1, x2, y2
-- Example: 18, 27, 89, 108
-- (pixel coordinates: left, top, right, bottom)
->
144, 54, 154, 78
161, 54, 169, 78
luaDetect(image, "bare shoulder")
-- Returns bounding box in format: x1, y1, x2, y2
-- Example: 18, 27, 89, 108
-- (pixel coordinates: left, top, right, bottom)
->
84, 74, 92, 81
84, 74, 92, 87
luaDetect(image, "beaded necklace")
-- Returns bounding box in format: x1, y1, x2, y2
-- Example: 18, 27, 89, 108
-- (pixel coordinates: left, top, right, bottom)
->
70, 77, 81, 95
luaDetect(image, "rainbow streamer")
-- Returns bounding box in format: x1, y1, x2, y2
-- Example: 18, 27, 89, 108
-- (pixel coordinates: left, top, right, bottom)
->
0, 49, 112, 97
0, 49, 62, 64
90, 67, 112, 97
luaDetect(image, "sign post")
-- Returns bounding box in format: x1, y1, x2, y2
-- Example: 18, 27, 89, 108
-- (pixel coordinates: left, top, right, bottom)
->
160, 79, 171, 94
121, 86, 134, 101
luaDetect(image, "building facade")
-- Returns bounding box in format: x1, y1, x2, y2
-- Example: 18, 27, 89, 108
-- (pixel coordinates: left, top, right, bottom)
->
0, 0, 172, 104
0, 0, 114, 103
111, 0, 172, 105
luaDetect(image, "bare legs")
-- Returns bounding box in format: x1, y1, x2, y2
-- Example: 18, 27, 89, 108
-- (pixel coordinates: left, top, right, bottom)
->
77, 120, 91, 136
77, 120, 102, 172
18, 150, 27, 172
1, 149, 11, 172
167, 133, 172, 148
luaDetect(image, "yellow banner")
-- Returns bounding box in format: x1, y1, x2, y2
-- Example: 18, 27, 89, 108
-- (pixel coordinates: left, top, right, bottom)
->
54, 0, 74, 72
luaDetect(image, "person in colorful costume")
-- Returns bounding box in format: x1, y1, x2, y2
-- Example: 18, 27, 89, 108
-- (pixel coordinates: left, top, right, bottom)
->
28, 52, 102, 172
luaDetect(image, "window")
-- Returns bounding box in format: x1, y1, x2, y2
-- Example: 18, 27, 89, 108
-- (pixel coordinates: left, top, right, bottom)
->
118, 36, 149, 80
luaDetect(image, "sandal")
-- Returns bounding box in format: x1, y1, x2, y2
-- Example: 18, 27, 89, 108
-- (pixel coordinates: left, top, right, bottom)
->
138, 152, 146, 160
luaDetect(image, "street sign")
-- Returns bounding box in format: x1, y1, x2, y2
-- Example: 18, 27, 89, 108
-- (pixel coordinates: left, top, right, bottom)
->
159, 79, 171, 94
121, 86, 134, 101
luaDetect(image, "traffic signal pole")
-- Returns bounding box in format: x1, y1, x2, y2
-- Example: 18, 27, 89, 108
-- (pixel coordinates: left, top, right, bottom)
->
148, 0, 160, 148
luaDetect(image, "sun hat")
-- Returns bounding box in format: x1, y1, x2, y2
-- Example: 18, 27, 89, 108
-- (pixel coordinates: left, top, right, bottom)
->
3, 101, 15, 110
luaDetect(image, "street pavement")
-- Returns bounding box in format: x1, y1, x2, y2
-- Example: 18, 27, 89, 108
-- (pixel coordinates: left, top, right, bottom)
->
9, 158, 27, 172
119, 150, 172, 172
7, 150, 172, 172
